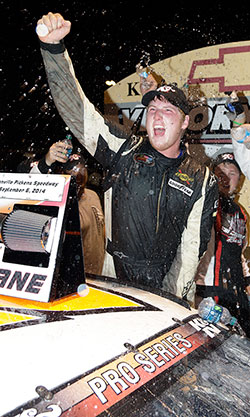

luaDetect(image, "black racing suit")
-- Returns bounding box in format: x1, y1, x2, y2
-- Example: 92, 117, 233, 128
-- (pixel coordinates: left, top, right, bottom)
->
101, 136, 218, 298
39, 41, 218, 302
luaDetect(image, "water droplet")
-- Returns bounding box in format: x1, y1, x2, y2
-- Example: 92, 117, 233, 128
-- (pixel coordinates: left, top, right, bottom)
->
77, 283, 89, 297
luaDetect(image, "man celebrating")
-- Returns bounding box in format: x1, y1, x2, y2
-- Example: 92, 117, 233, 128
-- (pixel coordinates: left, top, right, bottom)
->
35, 12, 218, 303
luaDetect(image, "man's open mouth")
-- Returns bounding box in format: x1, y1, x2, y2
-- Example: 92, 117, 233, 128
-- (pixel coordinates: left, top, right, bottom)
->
154, 126, 165, 136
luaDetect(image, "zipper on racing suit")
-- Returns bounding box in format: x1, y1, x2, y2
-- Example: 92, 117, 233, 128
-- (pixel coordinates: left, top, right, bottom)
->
156, 171, 166, 234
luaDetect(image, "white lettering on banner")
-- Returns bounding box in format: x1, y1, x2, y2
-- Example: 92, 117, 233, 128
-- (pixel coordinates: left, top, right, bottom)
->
134, 352, 157, 373
188, 317, 221, 338
210, 104, 230, 131
87, 331, 194, 404
117, 362, 140, 384
88, 377, 108, 404
102, 369, 129, 394
92, 362, 140, 403
121, 107, 144, 124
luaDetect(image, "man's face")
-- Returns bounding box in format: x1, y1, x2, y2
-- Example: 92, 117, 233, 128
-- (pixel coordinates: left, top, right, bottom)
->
214, 162, 240, 196
146, 97, 189, 158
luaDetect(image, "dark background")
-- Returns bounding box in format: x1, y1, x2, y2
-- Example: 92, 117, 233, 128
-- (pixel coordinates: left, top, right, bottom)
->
1, 0, 250, 172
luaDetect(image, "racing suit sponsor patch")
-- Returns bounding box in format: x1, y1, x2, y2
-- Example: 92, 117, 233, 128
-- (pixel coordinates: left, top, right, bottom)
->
175, 170, 194, 185
168, 179, 193, 196
133, 153, 155, 166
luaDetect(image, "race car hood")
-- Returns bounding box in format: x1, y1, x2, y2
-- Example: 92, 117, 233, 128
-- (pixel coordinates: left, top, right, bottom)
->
0, 278, 247, 416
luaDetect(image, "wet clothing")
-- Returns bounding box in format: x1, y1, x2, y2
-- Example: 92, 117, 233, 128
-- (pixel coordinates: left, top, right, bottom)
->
39, 41, 218, 302
196, 195, 250, 336
104, 139, 218, 301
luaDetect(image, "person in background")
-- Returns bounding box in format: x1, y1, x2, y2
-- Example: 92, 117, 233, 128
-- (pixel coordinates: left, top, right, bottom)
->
62, 154, 105, 276
225, 90, 250, 180
195, 152, 250, 337
17, 139, 73, 173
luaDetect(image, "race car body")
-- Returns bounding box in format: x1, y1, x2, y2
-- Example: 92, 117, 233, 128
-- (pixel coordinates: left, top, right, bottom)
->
1, 277, 250, 417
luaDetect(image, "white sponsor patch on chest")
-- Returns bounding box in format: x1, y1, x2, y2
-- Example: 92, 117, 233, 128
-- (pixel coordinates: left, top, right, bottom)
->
168, 179, 193, 196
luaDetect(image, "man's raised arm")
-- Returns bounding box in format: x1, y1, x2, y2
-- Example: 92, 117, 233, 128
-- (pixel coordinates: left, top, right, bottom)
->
36, 12, 127, 167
